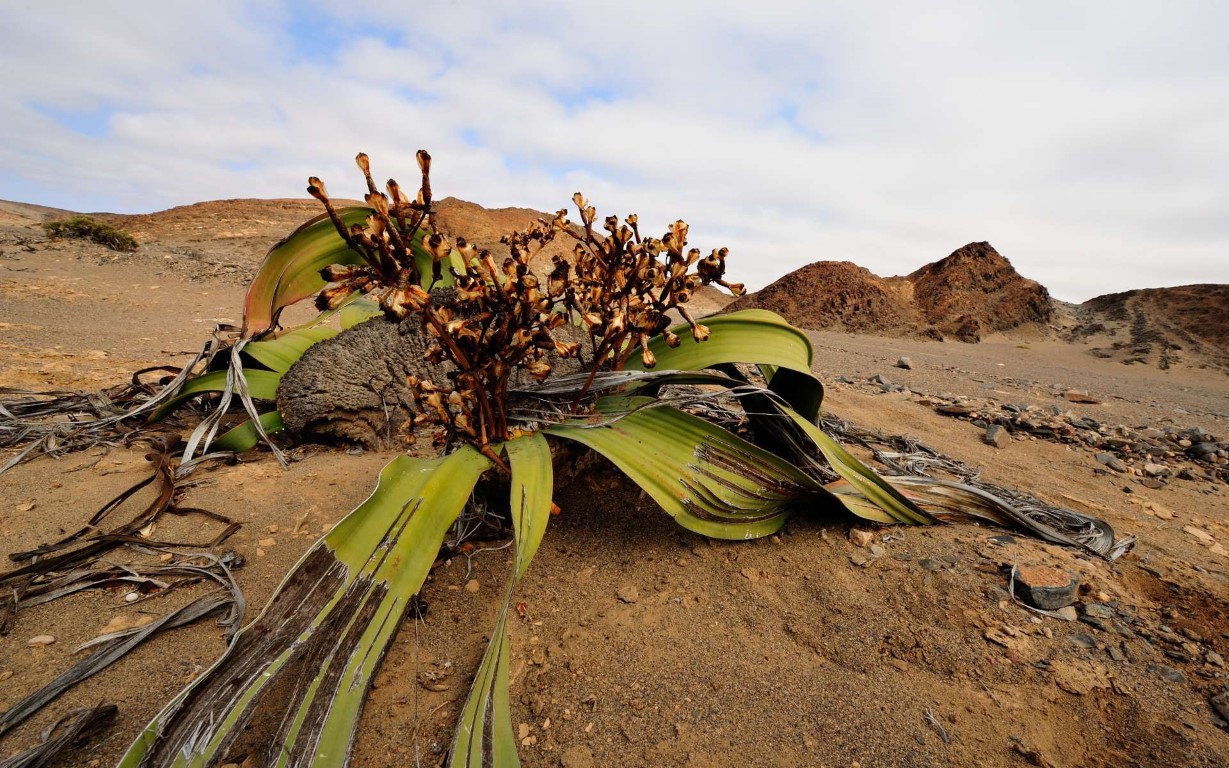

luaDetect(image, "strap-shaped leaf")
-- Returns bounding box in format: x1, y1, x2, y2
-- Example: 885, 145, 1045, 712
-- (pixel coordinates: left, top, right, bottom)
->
243, 207, 374, 337
212, 411, 285, 453
625, 309, 822, 420
547, 398, 827, 540
451, 433, 553, 768
242, 325, 338, 374
776, 405, 934, 526
118, 448, 492, 768
148, 369, 281, 422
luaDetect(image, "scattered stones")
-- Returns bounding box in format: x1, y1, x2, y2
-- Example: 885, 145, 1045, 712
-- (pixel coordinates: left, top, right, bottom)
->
983, 424, 1010, 448
895, 356, 913, 370
1013, 565, 1079, 610
26, 635, 55, 647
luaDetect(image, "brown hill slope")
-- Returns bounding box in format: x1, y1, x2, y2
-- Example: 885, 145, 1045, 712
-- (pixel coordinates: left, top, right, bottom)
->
729, 241, 1050, 342
1068, 284, 1229, 371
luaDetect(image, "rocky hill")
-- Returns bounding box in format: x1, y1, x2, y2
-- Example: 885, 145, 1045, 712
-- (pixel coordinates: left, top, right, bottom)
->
728, 241, 1051, 342
1067, 284, 1229, 371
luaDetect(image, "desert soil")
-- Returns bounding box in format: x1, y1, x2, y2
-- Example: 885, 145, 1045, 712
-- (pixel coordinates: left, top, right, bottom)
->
1, 201, 1228, 767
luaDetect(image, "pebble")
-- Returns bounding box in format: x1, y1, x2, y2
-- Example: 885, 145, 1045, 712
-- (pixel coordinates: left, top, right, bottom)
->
895, 357, 913, 370
464, 579, 480, 593
1082, 603, 1116, 620
1069, 633, 1097, 650
258, 537, 277, 547
124, 592, 140, 603
1054, 607, 1079, 622
616, 585, 639, 604
1064, 389, 1101, 404
983, 425, 1010, 449
1146, 663, 1186, 684
1108, 646, 1126, 662
849, 529, 875, 548
27, 635, 56, 647
1206, 651, 1225, 667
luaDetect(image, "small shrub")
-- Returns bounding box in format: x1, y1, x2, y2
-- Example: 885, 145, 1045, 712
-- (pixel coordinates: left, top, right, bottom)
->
42, 216, 138, 252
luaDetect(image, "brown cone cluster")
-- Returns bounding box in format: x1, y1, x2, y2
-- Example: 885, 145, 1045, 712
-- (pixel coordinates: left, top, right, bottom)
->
308, 151, 745, 452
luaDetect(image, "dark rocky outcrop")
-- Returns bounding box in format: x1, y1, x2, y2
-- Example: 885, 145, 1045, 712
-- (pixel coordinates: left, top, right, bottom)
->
729, 241, 1050, 342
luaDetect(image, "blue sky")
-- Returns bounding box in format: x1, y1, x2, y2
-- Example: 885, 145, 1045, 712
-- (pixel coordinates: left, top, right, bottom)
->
1, 0, 1226, 301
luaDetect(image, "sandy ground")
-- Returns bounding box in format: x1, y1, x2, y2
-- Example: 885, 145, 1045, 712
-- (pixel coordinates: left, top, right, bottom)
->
2, 206, 1228, 767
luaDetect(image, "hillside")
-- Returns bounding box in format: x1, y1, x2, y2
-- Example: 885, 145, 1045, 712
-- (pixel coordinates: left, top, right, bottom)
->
729, 241, 1051, 342
1068, 285, 1229, 371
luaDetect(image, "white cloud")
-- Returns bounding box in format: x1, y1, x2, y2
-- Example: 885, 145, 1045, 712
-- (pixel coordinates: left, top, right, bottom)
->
1, 0, 1226, 301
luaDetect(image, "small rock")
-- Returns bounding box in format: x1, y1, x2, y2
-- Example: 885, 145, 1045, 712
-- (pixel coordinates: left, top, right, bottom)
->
1139, 478, 1165, 490
988, 534, 1017, 546
849, 529, 875, 548
1146, 663, 1186, 684
1108, 646, 1126, 663
895, 357, 913, 370
868, 373, 893, 387
1206, 650, 1225, 667
1183, 525, 1215, 543
124, 592, 140, 603
258, 537, 277, 547
267, 524, 279, 534
1082, 603, 1116, 620
1069, 633, 1097, 650
1212, 691, 1229, 723
983, 424, 1010, 449
937, 404, 978, 416
869, 544, 885, 557
616, 585, 639, 603
464, 579, 481, 593
919, 558, 944, 572
1013, 565, 1079, 610
1064, 389, 1101, 404
1054, 606, 1079, 622
1142, 462, 1169, 478
158, 553, 174, 563
27, 635, 55, 647
255, 548, 267, 557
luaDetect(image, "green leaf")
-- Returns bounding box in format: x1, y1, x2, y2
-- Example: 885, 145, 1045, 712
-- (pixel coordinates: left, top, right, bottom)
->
243, 207, 374, 338
340, 297, 382, 330
212, 411, 285, 453
776, 406, 934, 526
118, 447, 493, 768
547, 398, 827, 540
242, 325, 337, 374
149, 369, 282, 422
626, 309, 823, 420
451, 433, 553, 768
506, 433, 553, 580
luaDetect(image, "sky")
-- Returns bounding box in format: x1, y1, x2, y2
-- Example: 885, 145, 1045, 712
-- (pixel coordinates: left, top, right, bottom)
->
1, 1, 1226, 302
